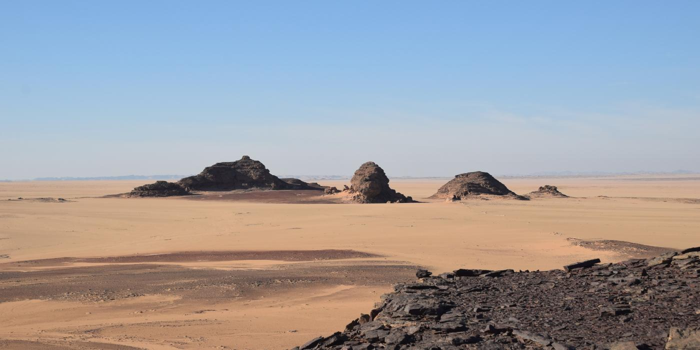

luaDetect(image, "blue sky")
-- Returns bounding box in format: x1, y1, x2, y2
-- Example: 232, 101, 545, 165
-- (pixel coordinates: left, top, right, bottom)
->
1, 1, 699, 179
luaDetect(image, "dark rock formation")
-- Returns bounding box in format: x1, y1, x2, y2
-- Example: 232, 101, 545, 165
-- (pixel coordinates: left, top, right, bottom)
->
297, 249, 700, 349
681, 247, 700, 254
281, 178, 324, 190
416, 269, 433, 278
430, 172, 524, 200
527, 185, 569, 198
178, 156, 291, 191
324, 187, 340, 195
563, 258, 601, 272
347, 162, 413, 203
282, 178, 310, 187
130, 156, 329, 196
129, 181, 190, 197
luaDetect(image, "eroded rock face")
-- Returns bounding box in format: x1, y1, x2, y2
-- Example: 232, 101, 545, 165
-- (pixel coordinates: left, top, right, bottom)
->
430, 171, 523, 200
179, 156, 290, 191
297, 249, 700, 350
129, 181, 190, 197
527, 185, 569, 198
347, 162, 412, 203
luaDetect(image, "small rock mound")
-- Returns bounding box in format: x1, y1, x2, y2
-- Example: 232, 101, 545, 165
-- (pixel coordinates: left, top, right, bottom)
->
129, 181, 190, 197
179, 155, 290, 191
430, 171, 523, 200
324, 187, 340, 195
346, 162, 413, 203
527, 185, 568, 198
7, 197, 71, 203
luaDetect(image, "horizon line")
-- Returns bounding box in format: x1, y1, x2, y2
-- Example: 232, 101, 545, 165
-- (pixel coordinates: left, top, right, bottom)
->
2, 170, 699, 183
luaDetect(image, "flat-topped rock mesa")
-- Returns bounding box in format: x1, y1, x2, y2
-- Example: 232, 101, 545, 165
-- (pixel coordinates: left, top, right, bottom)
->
296, 248, 700, 350
430, 171, 525, 200
346, 162, 413, 203
178, 155, 306, 191
527, 185, 569, 198
129, 181, 190, 197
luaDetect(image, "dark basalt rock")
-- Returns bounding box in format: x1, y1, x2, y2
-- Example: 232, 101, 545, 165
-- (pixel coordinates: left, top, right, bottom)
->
430, 171, 525, 200
527, 185, 569, 198
300, 336, 324, 350
563, 258, 601, 272
647, 252, 678, 267
347, 162, 413, 203
416, 269, 433, 278
298, 249, 700, 349
129, 181, 190, 197
454, 269, 492, 277
179, 155, 291, 191
681, 247, 700, 254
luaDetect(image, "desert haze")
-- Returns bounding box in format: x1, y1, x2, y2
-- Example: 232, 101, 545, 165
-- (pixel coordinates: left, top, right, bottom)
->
0, 174, 698, 349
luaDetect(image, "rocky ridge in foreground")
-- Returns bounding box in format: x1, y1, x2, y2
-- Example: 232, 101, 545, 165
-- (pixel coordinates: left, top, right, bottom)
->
296, 248, 700, 350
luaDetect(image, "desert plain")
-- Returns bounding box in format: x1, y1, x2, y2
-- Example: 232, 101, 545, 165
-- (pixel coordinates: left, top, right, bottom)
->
0, 175, 699, 349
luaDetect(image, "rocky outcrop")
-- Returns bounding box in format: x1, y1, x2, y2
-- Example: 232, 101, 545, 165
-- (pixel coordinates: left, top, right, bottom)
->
130, 156, 330, 196
324, 187, 340, 195
430, 171, 524, 200
178, 156, 291, 191
527, 185, 569, 198
346, 162, 413, 203
281, 178, 324, 190
297, 249, 700, 349
129, 181, 190, 197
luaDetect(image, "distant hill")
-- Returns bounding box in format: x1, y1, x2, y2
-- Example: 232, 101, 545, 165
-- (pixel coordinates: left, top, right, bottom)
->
501, 170, 699, 178
512, 169, 697, 177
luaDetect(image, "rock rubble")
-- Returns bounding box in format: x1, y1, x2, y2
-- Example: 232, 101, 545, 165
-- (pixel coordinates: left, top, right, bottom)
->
297, 248, 700, 350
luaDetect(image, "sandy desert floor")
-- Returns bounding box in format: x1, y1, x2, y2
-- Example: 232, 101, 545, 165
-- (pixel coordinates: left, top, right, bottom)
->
0, 175, 699, 349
